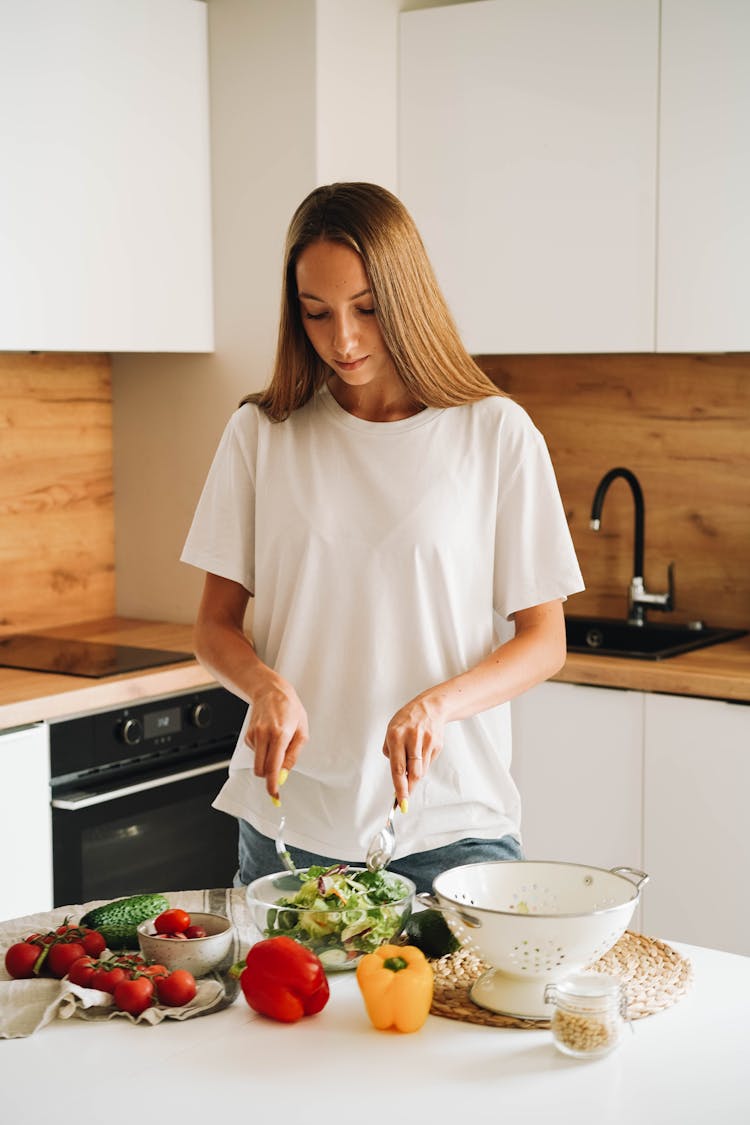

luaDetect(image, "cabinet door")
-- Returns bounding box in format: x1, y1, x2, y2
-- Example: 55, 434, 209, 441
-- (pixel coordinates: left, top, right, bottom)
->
657, 0, 750, 351
0, 0, 213, 352
399, 0, 658, 353
511, 682, 644, 873
0, 724, 53, 920
643, 693, 750, 955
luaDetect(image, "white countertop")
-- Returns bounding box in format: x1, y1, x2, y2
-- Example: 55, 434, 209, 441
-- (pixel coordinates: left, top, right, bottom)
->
1, 939, 748, 1125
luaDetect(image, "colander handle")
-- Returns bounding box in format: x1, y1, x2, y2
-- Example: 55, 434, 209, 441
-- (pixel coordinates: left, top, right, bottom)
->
416, 892, 482, 929
610, 866, 650, 889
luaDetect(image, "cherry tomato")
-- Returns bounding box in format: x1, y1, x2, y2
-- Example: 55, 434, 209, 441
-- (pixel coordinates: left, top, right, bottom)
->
28, 933, 56, 946
114, 953, 146, 967
156, 969, 197, 1007
90, 965, 128, 993
47, 941, 87, 979
5, 942, 42, 979
114, 976, 154, 1015
67, 956, 97, 988
184, 925, 207, 939
81, 930, 107, 958
139, 963, 169, 978
154, 909, 191, 935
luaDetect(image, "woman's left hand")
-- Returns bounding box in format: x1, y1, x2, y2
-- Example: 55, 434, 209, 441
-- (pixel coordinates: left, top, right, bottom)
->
381, 599, 567, 809
382, 694, 445, 806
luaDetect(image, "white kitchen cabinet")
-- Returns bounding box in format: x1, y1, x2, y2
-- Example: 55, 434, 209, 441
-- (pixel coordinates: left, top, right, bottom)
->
0, 723, 53, 921
511, 682, 644, 872
400, 0, 750, 355
399, 0, 659, 353
642, 693, 750, 955
512, 680, 750, 955
657, 0, 750, 351
0, 0, 213, 352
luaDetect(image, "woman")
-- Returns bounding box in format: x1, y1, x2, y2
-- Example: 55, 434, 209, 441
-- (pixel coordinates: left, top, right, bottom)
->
181, 182, 583, 893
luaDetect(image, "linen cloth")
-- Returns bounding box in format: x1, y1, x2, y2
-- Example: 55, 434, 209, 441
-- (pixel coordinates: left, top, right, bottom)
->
0, 889, 255, 1039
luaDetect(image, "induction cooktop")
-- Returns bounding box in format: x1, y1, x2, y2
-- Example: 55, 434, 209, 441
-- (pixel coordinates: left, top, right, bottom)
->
0, 633, 194, 678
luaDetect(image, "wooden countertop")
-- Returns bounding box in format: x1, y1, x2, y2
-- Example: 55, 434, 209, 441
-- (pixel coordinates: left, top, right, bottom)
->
558, 631, 750, 702
1, 616, 748, 732
0, 618, 214, 730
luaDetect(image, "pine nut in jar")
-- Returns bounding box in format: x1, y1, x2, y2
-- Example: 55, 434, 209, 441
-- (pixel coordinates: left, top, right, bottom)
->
544, 972, 628, 1059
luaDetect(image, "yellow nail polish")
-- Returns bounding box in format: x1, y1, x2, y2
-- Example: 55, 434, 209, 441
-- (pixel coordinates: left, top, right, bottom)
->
278, 768, 289, 787
399, 798, 409, 815
270, 795, 281, 807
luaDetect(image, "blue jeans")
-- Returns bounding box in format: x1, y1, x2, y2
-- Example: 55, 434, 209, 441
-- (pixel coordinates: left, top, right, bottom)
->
234, 817, 523, 895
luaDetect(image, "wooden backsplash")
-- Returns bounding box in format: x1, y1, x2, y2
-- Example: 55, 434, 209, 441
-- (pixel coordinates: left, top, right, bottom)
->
0, 353, 115, 636
477, 354, 750, 630
0, 352, 747, 638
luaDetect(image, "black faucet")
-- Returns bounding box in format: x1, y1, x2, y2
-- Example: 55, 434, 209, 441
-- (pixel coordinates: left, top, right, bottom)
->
590, 467, 674, 626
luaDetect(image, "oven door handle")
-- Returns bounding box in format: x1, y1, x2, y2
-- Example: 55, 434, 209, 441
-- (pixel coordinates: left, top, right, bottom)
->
51, 758, 232, 810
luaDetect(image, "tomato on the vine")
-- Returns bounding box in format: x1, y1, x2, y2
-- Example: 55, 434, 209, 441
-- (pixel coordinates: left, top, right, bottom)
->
156, 969, 197, 1007
67, 956, 98, 988
113, 976, 154, 1015
90, 965, 128, 993
5, 942, 42, 979
47, 941, 87, 979
81, 930, 107, 958
154, 908, 191, 935
139, 963, 168, 978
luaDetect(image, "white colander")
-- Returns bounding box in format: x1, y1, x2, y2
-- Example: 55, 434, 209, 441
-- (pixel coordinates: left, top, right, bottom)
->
421, 860, 648, 1020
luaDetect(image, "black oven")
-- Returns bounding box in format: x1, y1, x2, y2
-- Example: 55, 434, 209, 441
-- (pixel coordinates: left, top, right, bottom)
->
49, 686, 246, 906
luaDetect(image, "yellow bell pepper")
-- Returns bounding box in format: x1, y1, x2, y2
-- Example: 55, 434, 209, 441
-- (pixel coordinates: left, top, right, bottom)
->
356, 944, 434, 1033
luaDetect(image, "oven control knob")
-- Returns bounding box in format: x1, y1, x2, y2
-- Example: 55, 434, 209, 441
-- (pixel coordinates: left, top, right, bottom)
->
189, 701, 212, 729
118, 717, 143, 746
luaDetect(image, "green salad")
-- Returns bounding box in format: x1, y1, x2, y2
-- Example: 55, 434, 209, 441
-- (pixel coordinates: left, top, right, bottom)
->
264, 864, 412, 967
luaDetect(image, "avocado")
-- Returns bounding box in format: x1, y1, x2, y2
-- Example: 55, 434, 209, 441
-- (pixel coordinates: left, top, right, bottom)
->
403, 909, 460, 959
80, 892, 169, 950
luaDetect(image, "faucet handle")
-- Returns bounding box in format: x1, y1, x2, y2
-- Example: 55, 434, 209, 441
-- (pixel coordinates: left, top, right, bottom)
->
629, 561, 675, 621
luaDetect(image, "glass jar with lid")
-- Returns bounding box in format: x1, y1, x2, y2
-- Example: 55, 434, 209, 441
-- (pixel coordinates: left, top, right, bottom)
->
544, 972, 628, 1059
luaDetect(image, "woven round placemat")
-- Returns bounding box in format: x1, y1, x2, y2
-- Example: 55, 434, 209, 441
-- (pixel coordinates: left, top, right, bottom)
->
429, 930, 693, 1029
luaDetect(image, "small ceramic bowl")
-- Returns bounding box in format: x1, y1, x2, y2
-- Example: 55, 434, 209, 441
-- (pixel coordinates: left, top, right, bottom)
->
137, 912, 235, 976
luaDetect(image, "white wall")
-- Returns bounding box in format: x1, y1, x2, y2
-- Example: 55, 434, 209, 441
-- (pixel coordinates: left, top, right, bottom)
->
112, 0, 316, 622
112, 0, 472, 624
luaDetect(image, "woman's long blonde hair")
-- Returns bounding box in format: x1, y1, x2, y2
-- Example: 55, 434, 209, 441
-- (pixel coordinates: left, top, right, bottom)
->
243, 182, 504, 420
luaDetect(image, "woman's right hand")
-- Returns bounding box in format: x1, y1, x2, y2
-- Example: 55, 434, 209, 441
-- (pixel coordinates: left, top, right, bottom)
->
193, 572, 309, 801
245, 671, 309, 800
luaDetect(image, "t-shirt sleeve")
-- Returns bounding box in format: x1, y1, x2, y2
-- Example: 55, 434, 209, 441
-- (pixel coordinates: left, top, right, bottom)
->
493, 410, 584, 619
180, 406, 257, 594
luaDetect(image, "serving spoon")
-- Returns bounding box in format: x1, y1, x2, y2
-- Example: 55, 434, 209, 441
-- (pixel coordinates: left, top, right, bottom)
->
275, 816, 297, 875
365, 797, 399, 873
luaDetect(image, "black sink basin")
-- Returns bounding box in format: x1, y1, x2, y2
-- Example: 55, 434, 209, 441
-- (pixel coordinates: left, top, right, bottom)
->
565, 616, 747, 661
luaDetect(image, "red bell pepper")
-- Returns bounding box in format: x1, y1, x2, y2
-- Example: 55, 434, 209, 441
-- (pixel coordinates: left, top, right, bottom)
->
240, 936, 330, 1023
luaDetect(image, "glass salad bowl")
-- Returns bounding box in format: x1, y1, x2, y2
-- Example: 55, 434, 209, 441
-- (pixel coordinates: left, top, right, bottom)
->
245, 864, 415, 971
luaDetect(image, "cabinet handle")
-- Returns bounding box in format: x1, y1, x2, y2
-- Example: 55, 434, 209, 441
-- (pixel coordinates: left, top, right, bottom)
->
51, 759, 231, 810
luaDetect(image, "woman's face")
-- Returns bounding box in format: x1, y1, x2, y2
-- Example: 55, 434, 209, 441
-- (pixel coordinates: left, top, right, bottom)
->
295, 240, 400, 394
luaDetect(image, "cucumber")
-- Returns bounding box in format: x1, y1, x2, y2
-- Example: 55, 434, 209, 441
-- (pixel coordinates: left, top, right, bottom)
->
80, 892, 169, 950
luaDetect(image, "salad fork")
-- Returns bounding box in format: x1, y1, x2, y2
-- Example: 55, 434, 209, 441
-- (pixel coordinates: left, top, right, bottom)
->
365, 797, 399, 872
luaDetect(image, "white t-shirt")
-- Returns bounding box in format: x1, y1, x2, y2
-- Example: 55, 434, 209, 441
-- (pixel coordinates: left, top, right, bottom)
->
181, 384, 584, 860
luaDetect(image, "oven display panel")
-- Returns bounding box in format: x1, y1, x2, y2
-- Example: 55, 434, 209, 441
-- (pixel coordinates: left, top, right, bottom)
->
143, 706, 182, 740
